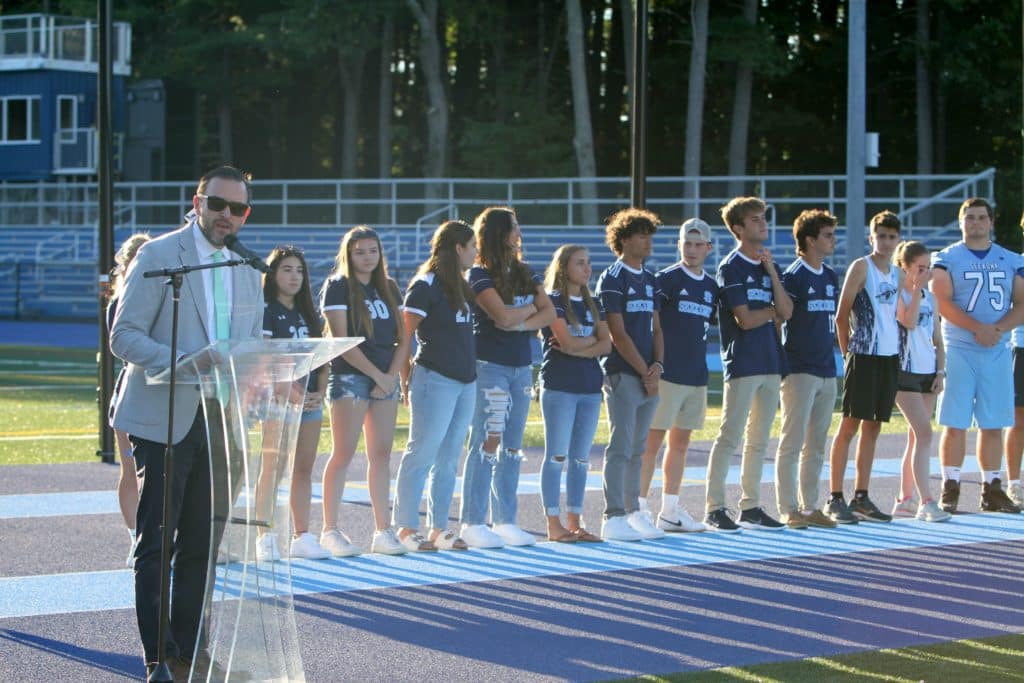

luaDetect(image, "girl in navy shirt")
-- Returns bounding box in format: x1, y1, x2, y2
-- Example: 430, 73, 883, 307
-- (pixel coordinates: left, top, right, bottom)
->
320, 226, 411, 556
392, 220, 479, 551
254, 245, 331, 562
540, 245, 610, 542
459, 207, 555, 549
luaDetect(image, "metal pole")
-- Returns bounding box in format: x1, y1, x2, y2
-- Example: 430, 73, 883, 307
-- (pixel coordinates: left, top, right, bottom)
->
97, 0, 116, 464
630, 0, 649, 209
845, 0, 867, 262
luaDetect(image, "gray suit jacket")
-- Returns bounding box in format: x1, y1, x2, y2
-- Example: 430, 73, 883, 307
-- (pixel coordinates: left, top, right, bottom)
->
110, 222, 264, 443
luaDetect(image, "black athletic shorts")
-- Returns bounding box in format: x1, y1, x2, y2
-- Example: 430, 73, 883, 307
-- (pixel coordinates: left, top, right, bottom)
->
842, 353, 899, 421
897, 370, 937, 394
1014, 348, 1024, 407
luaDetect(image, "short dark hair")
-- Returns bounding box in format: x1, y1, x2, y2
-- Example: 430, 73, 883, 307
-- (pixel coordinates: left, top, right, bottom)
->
959, 197, 993, 221
793, 209, 838, 255
605, 208, 659, 256
869, 210, 901, 234
720, 197, 766, 238
197, 165, 253, 203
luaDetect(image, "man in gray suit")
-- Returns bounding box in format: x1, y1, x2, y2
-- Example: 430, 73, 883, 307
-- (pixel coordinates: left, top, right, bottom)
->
110, 165, 264, 677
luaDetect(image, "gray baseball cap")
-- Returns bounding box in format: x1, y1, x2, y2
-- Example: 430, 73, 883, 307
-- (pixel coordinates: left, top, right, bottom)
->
679, 218, 711, 242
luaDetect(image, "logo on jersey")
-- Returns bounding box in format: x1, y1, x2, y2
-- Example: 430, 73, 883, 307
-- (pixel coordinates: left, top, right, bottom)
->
762, 276, 771, 288
876, 282, 897, 304
808, 286, 816, 294
455, 303, 471, 323
704, 291, 713, 304
645, 284, 654, 297
826, 284, 835, 297
919, 309, 934, 327
625, 300, 654, 313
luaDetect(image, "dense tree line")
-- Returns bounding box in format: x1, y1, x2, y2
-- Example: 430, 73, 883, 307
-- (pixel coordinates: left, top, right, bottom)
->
12, 0, 1023, 242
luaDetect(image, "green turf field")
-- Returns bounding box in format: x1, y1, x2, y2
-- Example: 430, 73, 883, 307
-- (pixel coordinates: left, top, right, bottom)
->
0, 344, 912, 466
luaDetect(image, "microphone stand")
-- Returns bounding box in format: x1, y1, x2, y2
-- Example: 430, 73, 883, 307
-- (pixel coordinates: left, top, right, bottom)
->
142, 256, 247, 683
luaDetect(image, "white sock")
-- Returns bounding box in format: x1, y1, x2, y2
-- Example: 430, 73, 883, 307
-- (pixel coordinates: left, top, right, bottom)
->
984, 470, 1000, 484
638, 496, 649, 512
661, 494, 678, 516
128, 528, 136, 541
943, 466, 961, 482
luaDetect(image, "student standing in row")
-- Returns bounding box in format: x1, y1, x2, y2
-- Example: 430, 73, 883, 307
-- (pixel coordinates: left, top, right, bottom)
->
827, 211, 902, 524
393, 220, 480, 551
774, 210, 840, 530
705, 197, 791, 532
639, 219, 717, 533
890, 241, 949, 522
320, 226, 411, 556
460, 207, 555, 548
256, 245, 332, 561
596, 208, 666, 541
539, 245, 609, 542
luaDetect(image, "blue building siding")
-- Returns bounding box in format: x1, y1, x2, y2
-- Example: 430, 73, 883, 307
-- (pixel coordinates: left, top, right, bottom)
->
0, 69, 126, 181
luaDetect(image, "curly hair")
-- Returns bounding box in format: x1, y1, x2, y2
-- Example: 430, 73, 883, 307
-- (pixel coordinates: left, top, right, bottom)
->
604, 208, 659, 256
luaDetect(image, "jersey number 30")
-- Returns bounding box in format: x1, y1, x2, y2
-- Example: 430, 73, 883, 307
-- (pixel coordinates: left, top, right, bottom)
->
963, 271, 1006, 313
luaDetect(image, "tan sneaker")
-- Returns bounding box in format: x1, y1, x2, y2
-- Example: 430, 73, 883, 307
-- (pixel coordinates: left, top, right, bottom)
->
782, 512, 810, 529
803, 509, 838, 529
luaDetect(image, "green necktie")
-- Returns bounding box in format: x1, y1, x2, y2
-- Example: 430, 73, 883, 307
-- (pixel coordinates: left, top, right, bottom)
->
211, 251, 230, 341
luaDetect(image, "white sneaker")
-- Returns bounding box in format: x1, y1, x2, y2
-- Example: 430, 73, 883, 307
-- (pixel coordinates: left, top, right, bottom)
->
658, 506, 706, 532
492, 523, 537, 546
892, 496, 917, 518
320, 529, 362, 557
290, 532, 331, 560
256, 533, 281, 562
461, 524, 505, 549
126, 529, 138, 568
1008, 481, 1024, 507
627, 510, 666, 539
371, 528, 409, 555
601, 514, 642, 541
916, 500, 952, 523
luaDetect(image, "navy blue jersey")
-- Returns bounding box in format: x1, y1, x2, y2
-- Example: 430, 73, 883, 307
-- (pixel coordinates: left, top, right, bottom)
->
321, 275, 399, 375
404, 272, 476, 383
468, 265, 542, 367
540, 292, 606, 394
262, 298, 320, 391
595, 260, 660, 377
717, 249, 785, 380
656, 264, 718, 386
781, 258, 838, 378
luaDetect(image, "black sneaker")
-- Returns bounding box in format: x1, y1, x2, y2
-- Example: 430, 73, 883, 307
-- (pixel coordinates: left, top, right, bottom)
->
940, 479, 960, 513
824, 497, 858, 524
737, 507, 785, 531
703, 508, 741, 533
850, 495, 892, 522
981, 478, 1022, 513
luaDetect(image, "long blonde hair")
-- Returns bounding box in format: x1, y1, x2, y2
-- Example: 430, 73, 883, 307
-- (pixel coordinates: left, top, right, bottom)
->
544, 244, 599, 331
324, 225, 401, 343
110, 233, 151, 299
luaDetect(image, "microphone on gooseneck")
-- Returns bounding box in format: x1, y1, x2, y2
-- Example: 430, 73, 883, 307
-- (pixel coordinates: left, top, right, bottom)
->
223, 234, 270, 273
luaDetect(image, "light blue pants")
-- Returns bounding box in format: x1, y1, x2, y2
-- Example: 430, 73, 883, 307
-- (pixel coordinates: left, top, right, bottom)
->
540, 388, 602, 515
460, 361, 533, 526
392, 365, 476, 530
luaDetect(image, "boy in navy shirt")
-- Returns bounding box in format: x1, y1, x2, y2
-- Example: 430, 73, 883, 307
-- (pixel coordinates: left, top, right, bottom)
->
639, 218, 717, 532
705, 196, 792, 532
773, 210, 840, 529
595, 208, 666, 541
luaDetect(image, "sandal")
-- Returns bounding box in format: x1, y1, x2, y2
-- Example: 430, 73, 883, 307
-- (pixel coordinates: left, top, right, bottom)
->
547, 530, 578, 543
399, 532, 437, 552
570, 528, 603, 543
431, 530, 469, 551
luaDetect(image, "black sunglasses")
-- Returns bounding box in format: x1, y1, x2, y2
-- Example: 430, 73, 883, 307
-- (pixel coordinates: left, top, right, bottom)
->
275, 244, 304, 254
199, 193, 250, 217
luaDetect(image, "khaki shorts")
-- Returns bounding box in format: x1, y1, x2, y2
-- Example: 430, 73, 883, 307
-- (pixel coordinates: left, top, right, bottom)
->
650, 380, 707, 431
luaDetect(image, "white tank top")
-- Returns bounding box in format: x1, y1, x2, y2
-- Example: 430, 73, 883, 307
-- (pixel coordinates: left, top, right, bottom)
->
898, 289, 936, 373
848, 256, 899, 356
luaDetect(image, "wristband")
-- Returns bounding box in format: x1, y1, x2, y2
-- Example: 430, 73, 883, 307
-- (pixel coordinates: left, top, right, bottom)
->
935, 370, 946, 377
651, 361, 665, 373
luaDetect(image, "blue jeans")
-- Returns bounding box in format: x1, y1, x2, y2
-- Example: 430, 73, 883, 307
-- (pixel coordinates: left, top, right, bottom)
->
392, 365, 476, 530
540, 388, 602, 515
460, 361, 533, 526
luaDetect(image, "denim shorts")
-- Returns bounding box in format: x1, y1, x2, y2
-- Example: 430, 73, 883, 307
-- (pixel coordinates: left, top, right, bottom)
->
301, 408, 324, 423
327, 373, 398, 401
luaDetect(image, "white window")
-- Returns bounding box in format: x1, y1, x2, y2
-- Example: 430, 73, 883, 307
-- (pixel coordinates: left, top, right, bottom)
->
0, 96, 41, 144
57, 95, 78, 143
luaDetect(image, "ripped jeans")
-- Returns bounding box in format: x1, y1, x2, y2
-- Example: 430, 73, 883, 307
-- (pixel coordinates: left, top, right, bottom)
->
459, 361, 533, 526
539, 388, 602, 515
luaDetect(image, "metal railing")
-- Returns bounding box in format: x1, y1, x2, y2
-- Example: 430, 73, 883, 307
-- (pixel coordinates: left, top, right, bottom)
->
0, 13, 131, 73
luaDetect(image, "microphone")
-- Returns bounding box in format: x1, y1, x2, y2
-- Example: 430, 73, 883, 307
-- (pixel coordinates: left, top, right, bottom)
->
223, 234, 270, 273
